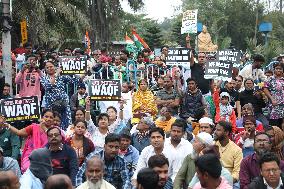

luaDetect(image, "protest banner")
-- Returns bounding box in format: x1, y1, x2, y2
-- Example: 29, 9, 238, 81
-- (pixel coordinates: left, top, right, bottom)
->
0, 96, 40, 122
166, 48, 191, 67
20, 19, 28, 45
181, 9, 198, 34
88, 79, 121, 101
59, 56, 87, 75
217, 49, 241, 67
205, 60, 233, 80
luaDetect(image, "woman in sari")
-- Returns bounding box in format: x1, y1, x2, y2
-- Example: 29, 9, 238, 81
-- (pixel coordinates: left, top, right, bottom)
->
1, 109, 54, 172
132, 79, 158, 124
266, 126, 284, 160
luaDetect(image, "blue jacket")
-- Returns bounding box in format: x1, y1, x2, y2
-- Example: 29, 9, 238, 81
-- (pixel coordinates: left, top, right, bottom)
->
131, 133, 150, 154
118, 145, 139, 178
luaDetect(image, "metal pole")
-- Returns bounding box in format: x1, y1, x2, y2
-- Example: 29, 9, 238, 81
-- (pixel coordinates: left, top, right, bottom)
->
2, 0, 12, 95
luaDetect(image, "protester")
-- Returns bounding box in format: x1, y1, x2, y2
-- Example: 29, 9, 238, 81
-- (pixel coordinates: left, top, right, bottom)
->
0, 170, 20, 189
15, 54, 43, 100
45, 174, 73, 189
107, 103, 126, 134
214, 121, 243, 184
137, 168, 159, 189
198, 117, 215, 135
3, 109, 54, 172
46, 126, 78, 186
248, 152, 284, 189
213, 91, 237, 133
164, 119, 193, 180
150, 75, 164, 95
156, 76, 180, 117
263, 62, 284, 128
235, 115, 264, 157
0, 116, 20, 160
173, 132, 214, 189
131, 116, 153, 153
70, 83, 88, 117
0, 83, 11, 100
76, 156, 115, 189
239, 78, 269, 128
179, 78, 206, 120
41, 60, 82, 130
19, 148, 52, 189
234, 75, 244, 92
239, 132, 284, 189
117, 131, 139, 178
266, 126, 284, 160
76, 133, 131, 189
192, 154, 232, 189
148, 154, 173, 189
132, 79, 158, 124
155, 107, 176, 133
239, 54, 267, 82
66, 120, 95, 166
0, 147, 21, 178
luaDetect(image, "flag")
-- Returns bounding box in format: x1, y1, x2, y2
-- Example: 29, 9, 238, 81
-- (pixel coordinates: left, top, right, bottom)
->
85, 30, 91, 53
125, 34, 134, 45
132, 28, 149, 50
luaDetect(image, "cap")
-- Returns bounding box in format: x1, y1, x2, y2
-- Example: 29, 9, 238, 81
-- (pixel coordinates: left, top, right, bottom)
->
199, 117, 214, 126
220, 92, 231, 101
196, 132, 214, 146
77, 83, 86, 90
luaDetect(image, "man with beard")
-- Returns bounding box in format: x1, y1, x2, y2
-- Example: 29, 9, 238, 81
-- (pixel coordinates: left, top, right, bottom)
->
76, 157, 115, 189
148, 154, 173, 189
76, 134, 131, 189
239, 78, 269, 128
214, 121, 243, 185
164, 119, 193, 180
240, 54, 267, 82
46, 126, 78, 186
239, 132, 284, 189
173, 132, 214, 189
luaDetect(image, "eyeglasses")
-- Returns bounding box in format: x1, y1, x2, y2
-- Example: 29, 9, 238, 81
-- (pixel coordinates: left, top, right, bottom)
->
262, 168, 280, 174
48, 133, 60, 138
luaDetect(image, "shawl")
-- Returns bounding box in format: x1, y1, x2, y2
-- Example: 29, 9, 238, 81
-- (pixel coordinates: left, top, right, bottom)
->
132, 89, 157, 116
271, 126, 284, 160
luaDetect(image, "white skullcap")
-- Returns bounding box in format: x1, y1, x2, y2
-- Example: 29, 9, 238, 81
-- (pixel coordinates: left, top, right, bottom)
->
199, 117, 214, 126
196, 132, 214, 146
220, 92, 231, 101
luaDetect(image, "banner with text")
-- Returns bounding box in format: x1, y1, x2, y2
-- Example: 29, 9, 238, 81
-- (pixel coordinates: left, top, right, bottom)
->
205, 60, 233, 80
166, 48, 191, 67
59, 56, 87, 75
217, 49, 241, 67
181, 9, 198, 34
88, 79, 121, 101
0, 96, 40, 122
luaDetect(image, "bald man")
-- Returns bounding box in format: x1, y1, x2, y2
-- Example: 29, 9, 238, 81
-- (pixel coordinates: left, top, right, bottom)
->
45, 174, 73, 189
76, 157, 115, 189
0, 170, 20, 189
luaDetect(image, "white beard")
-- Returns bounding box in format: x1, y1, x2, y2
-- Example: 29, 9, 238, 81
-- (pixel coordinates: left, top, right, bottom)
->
87, 180, 103, 189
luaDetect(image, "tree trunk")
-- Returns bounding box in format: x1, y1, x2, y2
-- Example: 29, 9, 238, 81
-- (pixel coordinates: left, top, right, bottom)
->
253, 0, 260, 47
280, 0, 283, 13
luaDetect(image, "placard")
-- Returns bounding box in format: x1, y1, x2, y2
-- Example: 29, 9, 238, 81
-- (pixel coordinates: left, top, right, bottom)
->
205, 60, 233, 80
181, 9, 198, 34
88, 79, 121, 101
217, 49, 241, 67
59, 56, 87, 75
0, 96, 40, 122
166, 48, 191, 67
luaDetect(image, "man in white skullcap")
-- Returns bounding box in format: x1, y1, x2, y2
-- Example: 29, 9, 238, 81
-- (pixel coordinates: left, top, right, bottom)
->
199, 117, 215, 135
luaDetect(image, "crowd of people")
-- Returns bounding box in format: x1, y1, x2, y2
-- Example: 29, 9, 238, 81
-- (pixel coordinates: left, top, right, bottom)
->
0, 40, 283, 189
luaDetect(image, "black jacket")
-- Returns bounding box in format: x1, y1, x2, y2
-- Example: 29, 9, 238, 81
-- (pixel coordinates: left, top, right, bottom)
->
248, 173, 284, 189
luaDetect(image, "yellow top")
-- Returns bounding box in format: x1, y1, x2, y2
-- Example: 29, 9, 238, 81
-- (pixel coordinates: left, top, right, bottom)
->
215, 140, 243, 180
155, 117, 177, 133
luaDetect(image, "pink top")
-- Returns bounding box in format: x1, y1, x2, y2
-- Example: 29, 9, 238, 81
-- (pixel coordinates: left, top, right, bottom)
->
193, 177, 232, 189
15, 70, 42, 99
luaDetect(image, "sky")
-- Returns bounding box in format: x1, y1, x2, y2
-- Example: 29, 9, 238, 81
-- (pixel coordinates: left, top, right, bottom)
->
120, 0, 183, 22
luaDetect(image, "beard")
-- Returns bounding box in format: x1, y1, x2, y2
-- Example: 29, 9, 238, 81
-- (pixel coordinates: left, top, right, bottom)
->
87, 179, 103, 189
190, 149, 199, 160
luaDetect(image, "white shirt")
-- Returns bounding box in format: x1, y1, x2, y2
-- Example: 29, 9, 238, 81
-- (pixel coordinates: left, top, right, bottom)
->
239, 64, 266, 81
264, 177, 283, 189
89, 127, 108, 148
20, 169, 43, 189
132, 144, 175, 180
164, 138, 193, 180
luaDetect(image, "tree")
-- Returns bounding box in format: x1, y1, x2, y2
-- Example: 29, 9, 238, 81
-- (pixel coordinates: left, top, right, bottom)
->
143, 23, 162, 49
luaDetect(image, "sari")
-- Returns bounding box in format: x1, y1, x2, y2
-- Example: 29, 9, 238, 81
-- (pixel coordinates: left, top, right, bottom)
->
132, 89, 158, 124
